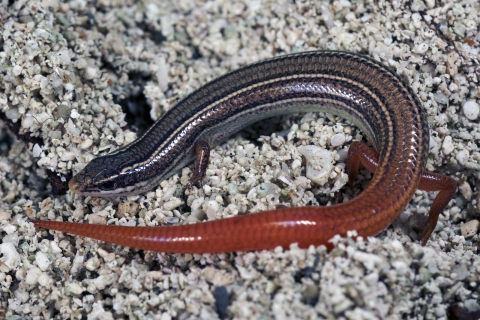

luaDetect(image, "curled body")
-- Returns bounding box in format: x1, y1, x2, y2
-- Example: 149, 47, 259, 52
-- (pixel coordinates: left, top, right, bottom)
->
33, 51, 456, 253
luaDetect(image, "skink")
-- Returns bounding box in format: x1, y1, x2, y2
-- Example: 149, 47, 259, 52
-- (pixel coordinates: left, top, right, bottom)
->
33, 51, 456, 253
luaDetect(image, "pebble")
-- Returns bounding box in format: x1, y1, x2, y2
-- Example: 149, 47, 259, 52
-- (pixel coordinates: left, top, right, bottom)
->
32, 144, 42, 157
80, 138, 93, 149
456, 149, 470, 165
463, 100, 479, 120
117, 201, 140, 217
442, 136, 454, 155
0, 243, 20, 270
458, 181, 472, 201
68, 282, 85, 295
205, 200, 220, 220
25, 267, 42, 286
35, 251, 51, 272
85, 257, 101, 271
461, 220, 479, 238
38, 273, 50, 287
330, 133, 346, 147
163, 198, 183, 211
297, 145, 335, 186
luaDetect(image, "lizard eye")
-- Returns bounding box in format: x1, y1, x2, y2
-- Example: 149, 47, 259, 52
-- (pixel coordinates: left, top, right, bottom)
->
99, 180, 116, 191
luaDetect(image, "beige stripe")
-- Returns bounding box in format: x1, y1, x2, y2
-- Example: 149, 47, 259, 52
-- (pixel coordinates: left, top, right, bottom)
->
120, 72, 401, 174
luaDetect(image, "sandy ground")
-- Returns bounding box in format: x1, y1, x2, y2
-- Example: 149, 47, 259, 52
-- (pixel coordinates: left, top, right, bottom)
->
0, 0, 479, 319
